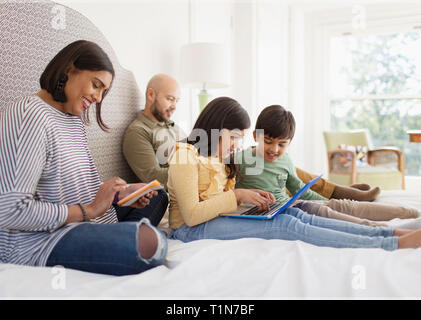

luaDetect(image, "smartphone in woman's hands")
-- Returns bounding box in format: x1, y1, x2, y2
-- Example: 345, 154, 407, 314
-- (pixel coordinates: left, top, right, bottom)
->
117, 180, 164, 207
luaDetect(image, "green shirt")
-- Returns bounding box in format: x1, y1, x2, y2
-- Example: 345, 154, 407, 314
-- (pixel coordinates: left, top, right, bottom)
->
235, 147, 327, 204
122, 110, 186, 188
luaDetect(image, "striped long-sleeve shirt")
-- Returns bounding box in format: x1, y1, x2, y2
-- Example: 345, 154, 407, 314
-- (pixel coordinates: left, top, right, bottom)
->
0, 96, 117, 266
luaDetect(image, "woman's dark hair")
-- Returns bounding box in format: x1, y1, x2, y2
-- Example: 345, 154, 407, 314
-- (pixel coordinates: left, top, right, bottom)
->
185, 97, 251, 179
255, 105, 295, 140
40, 40, 115, 131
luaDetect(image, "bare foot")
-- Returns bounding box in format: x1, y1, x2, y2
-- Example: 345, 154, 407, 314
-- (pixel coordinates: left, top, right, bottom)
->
398, 229, 421, 249
394, 228, 416, 237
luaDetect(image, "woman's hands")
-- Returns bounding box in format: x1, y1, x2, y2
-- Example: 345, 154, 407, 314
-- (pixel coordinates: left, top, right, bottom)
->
85, 178, 157, 220
85, 177, 128, 220
233, 188, 276, 211
65, 177, 158, 225
117, 183, 158, 209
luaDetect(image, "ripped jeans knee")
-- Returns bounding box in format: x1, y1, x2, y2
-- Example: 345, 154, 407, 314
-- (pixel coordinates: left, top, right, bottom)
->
136, 218, 168, 266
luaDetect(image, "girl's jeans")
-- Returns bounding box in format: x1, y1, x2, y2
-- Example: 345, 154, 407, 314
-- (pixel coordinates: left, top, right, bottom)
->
172, 207, 398, 251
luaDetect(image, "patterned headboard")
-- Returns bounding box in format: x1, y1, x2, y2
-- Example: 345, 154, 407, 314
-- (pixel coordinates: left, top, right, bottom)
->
0, 0, 144, 183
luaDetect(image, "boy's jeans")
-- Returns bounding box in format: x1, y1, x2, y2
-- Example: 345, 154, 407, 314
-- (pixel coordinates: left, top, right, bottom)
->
172, 207, 398, 251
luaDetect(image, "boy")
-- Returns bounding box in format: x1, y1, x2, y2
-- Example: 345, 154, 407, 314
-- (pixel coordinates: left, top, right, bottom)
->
235, 105, 418, 224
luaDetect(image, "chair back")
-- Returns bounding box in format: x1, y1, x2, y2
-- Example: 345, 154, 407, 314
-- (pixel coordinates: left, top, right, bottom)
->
323, 129, 374, 152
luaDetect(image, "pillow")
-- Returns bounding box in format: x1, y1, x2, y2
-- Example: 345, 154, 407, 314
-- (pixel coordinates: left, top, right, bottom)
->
338, 144, 368, 168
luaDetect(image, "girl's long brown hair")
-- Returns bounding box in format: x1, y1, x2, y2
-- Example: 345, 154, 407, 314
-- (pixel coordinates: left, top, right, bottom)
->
185, 97, 251, 179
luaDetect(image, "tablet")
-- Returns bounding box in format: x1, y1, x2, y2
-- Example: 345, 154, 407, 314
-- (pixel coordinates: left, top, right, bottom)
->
116, 180, 164, 207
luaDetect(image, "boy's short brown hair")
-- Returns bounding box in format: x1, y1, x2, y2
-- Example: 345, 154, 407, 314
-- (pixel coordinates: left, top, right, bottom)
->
255, 105, 296, 140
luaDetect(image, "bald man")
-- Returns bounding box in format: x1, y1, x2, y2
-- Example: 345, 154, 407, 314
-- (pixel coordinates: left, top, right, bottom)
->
123, 74, 187, 188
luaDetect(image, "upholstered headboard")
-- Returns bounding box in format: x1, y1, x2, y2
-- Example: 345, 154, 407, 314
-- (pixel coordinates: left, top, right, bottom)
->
0, 0, 144, 183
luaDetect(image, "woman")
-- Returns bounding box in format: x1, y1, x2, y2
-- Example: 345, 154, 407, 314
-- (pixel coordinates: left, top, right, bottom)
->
167, 96, 421, 250
0, 40, 167, 276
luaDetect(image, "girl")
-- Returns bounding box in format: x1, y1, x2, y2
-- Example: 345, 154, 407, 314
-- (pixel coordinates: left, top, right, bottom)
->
0, 40, 167, 276
167, 97, 421, 251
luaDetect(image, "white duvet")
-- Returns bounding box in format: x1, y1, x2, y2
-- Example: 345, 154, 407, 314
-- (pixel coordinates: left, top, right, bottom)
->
1, 190, 421, 298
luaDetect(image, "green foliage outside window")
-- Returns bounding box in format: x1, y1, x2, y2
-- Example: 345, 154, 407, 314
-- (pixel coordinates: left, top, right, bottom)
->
330, 31, 421, 176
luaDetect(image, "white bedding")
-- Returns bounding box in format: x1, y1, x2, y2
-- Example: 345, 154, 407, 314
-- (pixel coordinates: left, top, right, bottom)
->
1, 190, 421, 298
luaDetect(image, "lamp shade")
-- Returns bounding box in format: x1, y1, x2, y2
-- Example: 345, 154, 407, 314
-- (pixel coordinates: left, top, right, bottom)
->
180, 42, 230, 89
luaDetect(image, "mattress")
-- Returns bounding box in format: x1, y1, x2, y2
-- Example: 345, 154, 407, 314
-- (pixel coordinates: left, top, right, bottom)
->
1, 190, 421, 298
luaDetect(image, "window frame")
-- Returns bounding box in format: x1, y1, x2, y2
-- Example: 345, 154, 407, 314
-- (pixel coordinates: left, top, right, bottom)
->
310, 4, 421, 179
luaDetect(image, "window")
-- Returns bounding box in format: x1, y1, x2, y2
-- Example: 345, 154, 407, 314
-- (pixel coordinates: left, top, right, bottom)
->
329, 30, 421, 176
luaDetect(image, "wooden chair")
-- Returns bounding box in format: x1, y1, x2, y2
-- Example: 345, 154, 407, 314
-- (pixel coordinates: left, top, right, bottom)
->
323, 129, 405, 190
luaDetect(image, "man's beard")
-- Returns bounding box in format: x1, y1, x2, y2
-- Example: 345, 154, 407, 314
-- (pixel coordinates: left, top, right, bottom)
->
151, 101, 167, 122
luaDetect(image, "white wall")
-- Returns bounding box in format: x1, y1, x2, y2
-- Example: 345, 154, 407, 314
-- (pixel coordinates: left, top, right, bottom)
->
55, 0, 292, 146
187, 0, 233, 131
56, 0, 189, 87
55, 0, 293, 148
55, 0, 192, 132
231, 0, 256, 148
55, 0, 236, 135
231, 0, 291, 147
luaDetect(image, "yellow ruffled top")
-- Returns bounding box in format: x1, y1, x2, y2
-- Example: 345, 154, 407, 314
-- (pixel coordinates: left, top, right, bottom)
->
167, 142, 238, 229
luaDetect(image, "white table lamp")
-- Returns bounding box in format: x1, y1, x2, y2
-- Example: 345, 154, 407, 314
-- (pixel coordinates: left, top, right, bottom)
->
180, 42, 230, 112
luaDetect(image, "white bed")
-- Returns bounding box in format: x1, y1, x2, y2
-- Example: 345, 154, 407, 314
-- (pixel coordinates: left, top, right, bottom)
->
1, 1, 421, 299
1, 190, 420, 298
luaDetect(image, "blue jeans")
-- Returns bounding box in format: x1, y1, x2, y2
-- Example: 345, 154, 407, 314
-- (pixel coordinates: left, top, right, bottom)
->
114, 189, 169, 226
172, 207, 398, 251
46, 219, 167, 276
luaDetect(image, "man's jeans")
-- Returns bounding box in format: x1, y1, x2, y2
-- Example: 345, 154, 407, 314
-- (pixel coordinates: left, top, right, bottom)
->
114, 189, 169, 226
